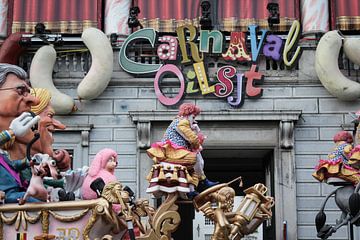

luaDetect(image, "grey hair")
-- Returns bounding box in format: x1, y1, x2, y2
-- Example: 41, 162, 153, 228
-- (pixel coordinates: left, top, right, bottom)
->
0, 63, 27, 86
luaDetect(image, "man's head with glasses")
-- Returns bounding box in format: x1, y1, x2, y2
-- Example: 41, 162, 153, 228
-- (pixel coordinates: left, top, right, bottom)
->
0, 63, 39, 118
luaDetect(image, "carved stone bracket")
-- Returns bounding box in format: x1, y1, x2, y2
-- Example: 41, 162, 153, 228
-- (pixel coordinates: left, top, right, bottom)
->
280, 121, 294, 149
129, 110, 301, 150
137, 122, 151, 149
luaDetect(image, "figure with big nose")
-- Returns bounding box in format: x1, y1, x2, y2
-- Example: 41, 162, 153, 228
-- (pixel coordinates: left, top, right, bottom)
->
0, 63, 42, 203
0, 64, 71, 203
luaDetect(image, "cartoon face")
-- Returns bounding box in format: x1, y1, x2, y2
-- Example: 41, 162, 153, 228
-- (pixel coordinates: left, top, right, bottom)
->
0, 74, 39, 117
105, 156, 118, 172
38, 105, 66, 143
30, 104, 66, 157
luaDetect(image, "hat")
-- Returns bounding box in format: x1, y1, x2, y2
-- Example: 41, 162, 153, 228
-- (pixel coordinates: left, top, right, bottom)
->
30, 88, 52, 115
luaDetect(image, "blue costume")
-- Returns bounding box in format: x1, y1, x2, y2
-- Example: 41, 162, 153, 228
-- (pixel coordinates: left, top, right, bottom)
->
0, 152, 40, 203
0, 129, 41, 203
162, 118, 193, 150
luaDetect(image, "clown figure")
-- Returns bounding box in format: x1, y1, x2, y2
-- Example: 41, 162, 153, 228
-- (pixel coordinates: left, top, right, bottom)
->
146, 103, 218, 198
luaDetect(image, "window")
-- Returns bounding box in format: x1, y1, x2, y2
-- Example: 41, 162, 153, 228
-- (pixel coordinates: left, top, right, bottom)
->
53, 124, 93, 169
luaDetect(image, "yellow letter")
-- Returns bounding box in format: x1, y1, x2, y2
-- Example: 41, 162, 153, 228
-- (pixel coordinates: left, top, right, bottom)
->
176, 25, 203, 64
283, 20, 302, 68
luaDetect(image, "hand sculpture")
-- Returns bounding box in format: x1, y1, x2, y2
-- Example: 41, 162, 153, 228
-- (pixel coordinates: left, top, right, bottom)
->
9, 112, 40, 137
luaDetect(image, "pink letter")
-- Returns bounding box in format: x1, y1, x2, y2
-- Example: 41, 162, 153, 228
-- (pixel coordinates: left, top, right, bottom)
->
215, 66, 235, 97
157, 36, 178, 61
154, 64, 185, 106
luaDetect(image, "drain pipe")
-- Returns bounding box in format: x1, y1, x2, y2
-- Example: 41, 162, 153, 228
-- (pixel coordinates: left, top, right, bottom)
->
283, 221, 287, 240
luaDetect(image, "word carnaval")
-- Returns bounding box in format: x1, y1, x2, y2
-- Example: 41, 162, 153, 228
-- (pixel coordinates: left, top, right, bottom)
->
119, 20, 301, 107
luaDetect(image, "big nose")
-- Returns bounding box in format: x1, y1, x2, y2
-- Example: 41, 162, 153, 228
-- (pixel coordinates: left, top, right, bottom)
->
52, 118, 66, 130
25, 94, 40, 106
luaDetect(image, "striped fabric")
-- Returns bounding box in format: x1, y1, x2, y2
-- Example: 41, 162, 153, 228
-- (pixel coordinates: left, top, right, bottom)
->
17, 232, 27, 240
330, 0, 360, 31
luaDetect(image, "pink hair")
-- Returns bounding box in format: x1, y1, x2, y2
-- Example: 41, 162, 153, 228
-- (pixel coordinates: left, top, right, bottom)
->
178, 103, 201, 117
333, 131, 353, 143
88, 148, 118, 177
82, 148, 118, 200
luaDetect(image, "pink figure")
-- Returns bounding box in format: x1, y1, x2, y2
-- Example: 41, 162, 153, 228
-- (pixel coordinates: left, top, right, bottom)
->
18, 154, 61, 205
81, 148, 118, 200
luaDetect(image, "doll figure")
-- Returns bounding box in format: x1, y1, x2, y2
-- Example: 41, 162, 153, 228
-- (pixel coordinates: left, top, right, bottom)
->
81, 148, 118, 200
0, 112, 40, 203
313, 131, 360, 184
18, 153, 61, 205
146, 103, 217, 198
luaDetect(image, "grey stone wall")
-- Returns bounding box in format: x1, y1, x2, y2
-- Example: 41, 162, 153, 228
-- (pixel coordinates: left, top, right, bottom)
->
50, 47, 360, 239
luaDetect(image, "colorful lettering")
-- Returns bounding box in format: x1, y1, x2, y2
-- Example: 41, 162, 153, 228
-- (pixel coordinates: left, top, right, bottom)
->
227, 73, 245, 107
119, 28, 162, 74
222, 32, 251, 61
118, 24, 302, 108
186, 70, 199, 94
214, 66, 235, 97
283, 20, 302, 68
193, 62, 214, 95
248, 25, 268, 62
263, 34, 283, 61
157, 36, 178, 61
154, 64, 185, 105
176, 25, 203, 64
200, 30, 224, 53
244, 64, 264, 98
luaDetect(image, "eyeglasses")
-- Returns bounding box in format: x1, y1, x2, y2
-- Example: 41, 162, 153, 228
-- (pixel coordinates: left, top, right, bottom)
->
0, 85, 32, 97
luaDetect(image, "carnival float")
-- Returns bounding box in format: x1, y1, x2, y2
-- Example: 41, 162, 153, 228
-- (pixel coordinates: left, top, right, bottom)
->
0, 98, 273, 240
0, 26, 273, 240
311, 29, 360, 240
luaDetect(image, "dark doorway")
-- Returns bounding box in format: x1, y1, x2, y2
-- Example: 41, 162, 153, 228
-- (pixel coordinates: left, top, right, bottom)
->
200, 148, 276, 240
173, 148, 276, 240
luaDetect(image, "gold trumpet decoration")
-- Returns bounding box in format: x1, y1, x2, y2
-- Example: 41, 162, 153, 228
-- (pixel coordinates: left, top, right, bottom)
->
193, 177, 274, 240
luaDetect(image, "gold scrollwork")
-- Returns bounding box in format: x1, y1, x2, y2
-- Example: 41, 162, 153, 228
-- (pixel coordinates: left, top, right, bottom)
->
15, 211, 28, 231
41, 210, 49, 234
49, 209, 89, 222
83, 210, 98, 240
137, 192, 181, 240
0, 212, 18, 225
0, 218, 3, 240
24, 211, 41, 224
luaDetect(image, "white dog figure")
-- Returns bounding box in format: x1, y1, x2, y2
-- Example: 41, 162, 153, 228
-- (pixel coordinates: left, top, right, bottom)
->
18, 153, 61, 205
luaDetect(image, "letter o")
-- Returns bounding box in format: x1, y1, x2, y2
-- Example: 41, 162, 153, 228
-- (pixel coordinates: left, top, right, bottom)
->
154, 64, 185, 106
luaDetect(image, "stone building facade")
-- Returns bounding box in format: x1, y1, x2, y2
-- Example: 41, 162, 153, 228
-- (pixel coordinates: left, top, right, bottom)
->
22, 39, 356, 239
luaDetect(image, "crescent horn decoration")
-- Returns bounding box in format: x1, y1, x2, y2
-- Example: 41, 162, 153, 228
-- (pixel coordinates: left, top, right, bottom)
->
315, 30, 360, 101
30, 28, 113, 115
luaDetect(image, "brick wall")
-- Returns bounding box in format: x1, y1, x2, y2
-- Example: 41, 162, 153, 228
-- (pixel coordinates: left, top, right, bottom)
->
50, 47, 360, 239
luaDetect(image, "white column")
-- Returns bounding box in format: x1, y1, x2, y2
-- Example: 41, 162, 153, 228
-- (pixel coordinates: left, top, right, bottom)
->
104, 0, 131, 36
0, 0, 8, 37
301, 0, 329, 34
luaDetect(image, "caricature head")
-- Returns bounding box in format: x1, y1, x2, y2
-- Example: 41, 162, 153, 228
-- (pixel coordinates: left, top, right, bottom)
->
106, 156, 118, 172
178, 103, 201, 123
217, 187, 235, 212
88, 148, 118, 177
0, 63, 39, 118
30, 88, 66, 134
30, 88, 72, 170
333, 131, 353, 144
